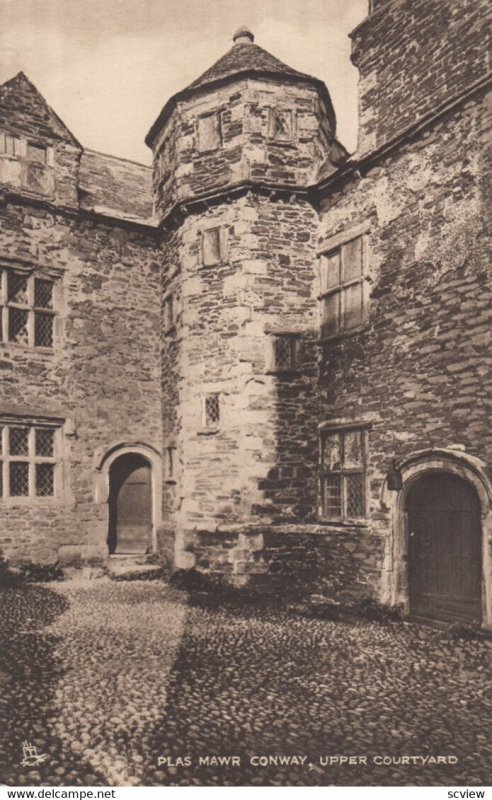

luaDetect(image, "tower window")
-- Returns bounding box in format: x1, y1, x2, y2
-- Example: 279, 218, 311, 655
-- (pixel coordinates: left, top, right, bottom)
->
164, 294, 175, 333
197, 113, 221, 152
201, 227, 228, 267
204, 393, 220, 429
319, 234, 366, 338
0, 268, 56, 350
164, 445, 177, 483
320, 427, 368, 520
0, 421, 60, 500
268, 109, 295, 142
267, 333, 300, 373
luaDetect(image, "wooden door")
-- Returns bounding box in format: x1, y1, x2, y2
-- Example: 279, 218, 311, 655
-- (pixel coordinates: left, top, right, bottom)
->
108, 454, 152, 555
407, 472, 481, 624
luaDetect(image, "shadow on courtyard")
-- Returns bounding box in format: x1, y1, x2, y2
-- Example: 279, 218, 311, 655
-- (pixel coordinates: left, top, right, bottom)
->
0, 585, 106, 786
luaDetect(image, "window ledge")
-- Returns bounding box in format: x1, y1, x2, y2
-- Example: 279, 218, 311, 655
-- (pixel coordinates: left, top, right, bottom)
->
266, 368, 300, 376
318, 518, 369, 529
318, 325, 368, 344
197, 427, 219, 436
0, 345, 55, 360
0, 497, 59, 507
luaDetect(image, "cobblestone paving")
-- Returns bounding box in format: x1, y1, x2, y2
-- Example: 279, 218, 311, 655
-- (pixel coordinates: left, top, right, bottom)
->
0, 581, 491, 786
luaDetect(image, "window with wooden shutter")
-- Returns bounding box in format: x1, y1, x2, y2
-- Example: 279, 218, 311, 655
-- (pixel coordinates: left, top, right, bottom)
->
319, 234, 366, 338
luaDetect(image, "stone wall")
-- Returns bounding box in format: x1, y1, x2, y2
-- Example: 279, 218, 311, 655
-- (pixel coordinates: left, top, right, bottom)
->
0, 199, 160, 565
159, 190, 320, 571
314, 85, 491, 603
351, 0, 491, 154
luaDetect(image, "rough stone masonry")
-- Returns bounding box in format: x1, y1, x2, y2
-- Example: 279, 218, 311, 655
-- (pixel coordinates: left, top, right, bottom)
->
0, 0, 491, 628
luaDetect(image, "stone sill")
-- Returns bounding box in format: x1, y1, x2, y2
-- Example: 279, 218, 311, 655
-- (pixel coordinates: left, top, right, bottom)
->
0, 497, 62, 508
318, 325, 368, 345
195, 521, 372, 536
0, 345, 55, 361
197, 428, 219, 436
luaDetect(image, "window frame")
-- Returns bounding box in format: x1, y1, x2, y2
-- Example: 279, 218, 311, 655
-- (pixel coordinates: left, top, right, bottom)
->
266, 333, 301, 374
164, 443, 177, 484
200, 227, 229, 267
318, 230, 369, 341
0, 265, 59, 352
0, 418, 62, 504
196, 112, 222, 153
163, 293, 175, 334
202, 392, 221, 432
0, 131, 54, 196
319, 424, 369, 522
267, 108, 297, 143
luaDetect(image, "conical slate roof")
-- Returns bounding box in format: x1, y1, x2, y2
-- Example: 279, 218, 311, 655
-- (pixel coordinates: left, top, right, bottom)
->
146, 29, 335, 147
0, 72, 80, 147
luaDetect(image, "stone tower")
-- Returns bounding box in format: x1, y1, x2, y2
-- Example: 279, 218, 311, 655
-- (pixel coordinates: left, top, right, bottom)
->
146, 28, 339, 582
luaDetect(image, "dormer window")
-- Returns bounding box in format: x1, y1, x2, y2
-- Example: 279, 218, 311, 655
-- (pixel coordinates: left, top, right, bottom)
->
0, 131, 53, 196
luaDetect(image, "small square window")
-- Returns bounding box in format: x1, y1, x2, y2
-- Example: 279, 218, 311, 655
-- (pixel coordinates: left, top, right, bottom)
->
197, 113, 221, 152
269, 109, 295, 142
164, 294, 174, 333
204, 393, 220, 429
201, 227, 227, 267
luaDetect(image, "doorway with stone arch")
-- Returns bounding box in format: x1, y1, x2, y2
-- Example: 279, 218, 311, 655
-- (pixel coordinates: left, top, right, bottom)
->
383, 449, 492, 629
94, 442, 163, 558
108, 453, 152, 555
405, 471, 482, 624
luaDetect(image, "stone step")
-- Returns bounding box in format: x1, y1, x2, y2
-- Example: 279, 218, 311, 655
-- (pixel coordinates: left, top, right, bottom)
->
106, 556, 163, 580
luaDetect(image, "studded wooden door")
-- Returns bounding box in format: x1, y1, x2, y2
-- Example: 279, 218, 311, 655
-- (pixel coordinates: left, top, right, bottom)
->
407, 472, 481, 624
108, 454, 152, 555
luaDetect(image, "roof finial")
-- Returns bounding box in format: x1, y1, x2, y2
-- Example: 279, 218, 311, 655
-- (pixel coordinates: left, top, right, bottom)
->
233, 26, 254, 45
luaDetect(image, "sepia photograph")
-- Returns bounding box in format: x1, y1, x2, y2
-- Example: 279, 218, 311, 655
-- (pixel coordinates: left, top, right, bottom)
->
0, 0, 490, 793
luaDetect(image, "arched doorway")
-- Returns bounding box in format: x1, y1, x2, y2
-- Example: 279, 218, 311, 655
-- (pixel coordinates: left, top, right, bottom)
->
108, 453, 152, 555
406, 471, 482, 624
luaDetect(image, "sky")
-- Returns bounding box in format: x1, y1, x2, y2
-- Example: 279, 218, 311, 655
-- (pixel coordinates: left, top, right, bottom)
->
0, 0, 368, 165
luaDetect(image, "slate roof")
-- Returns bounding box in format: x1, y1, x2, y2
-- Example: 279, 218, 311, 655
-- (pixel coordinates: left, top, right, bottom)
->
187, 42, 314, 91
0, 72, 81, 147
78, 150, 154, 223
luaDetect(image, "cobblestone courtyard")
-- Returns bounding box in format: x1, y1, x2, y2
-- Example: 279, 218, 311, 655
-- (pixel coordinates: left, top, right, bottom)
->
0, 580, 491, 787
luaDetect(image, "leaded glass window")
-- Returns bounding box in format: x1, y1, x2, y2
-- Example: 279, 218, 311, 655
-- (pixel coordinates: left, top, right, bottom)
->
320, 427, 367, 520
0, 268, 56, 349
0, 422, 59, 500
